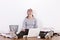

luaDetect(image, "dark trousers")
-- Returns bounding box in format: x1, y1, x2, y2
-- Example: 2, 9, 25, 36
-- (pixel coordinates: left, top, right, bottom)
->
39, 31, 48, 38
17, 29, 29, 39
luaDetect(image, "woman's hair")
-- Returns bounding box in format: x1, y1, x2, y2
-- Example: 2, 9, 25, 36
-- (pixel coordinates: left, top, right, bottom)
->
26, 15, 34, 18
26, 8, 34, 18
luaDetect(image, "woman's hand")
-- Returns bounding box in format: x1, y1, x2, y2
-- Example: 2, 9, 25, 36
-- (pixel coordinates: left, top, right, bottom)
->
21, 29, 25, 32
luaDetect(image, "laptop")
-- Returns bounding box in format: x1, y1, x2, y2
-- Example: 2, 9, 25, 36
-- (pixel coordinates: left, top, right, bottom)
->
27, 28, 40, 37
9, 25, 18, 34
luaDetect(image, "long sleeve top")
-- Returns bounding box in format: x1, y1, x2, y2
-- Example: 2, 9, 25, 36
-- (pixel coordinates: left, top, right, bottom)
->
22, 18, 38, 29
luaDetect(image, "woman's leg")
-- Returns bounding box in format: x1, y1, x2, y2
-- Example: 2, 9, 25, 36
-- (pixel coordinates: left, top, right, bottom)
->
17, 31, 25, 39
24, 29, 29, 35
17, 29, 29, 39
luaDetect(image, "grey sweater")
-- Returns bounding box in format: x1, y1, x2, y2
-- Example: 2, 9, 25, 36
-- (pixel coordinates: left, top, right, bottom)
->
22, 18, 37, 29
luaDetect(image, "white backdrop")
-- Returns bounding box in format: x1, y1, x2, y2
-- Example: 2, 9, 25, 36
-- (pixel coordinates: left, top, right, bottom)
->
0, 0, 60, 33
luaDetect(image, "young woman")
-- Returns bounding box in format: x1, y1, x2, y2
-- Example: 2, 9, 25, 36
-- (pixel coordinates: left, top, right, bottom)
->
17, 8, 38, 39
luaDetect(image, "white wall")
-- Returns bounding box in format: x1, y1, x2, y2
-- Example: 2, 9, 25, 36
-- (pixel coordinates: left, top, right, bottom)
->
0, 0, 60, 33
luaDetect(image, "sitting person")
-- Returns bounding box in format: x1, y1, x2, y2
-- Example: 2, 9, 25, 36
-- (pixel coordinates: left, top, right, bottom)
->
17, 8, 38, 39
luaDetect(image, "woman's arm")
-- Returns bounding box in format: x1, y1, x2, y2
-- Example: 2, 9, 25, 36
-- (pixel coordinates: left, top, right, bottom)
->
34, 19, 38, 28
22, 18, 27, 31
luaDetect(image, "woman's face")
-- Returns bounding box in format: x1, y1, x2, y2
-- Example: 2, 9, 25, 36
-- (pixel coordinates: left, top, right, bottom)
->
27, 9, 33, 15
